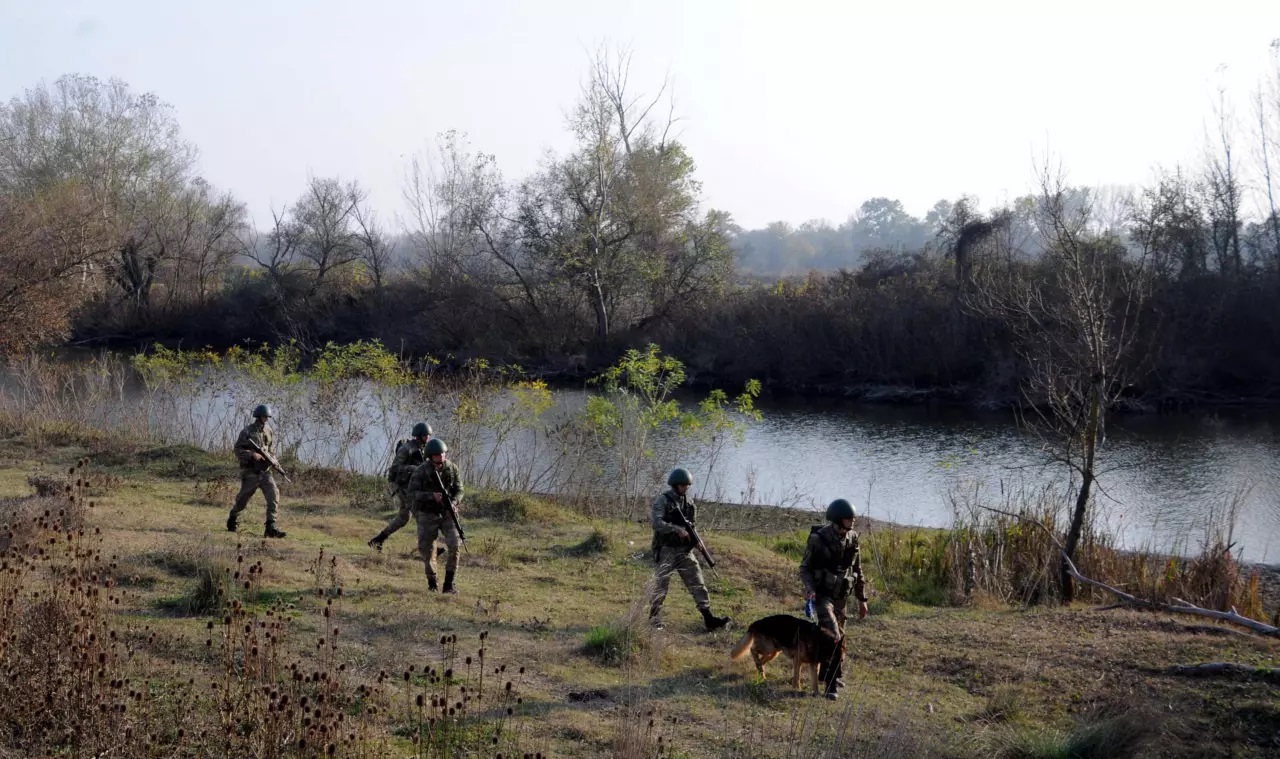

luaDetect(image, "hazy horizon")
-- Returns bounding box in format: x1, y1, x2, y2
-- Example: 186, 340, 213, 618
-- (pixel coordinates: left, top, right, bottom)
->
2, 0, 1278, 231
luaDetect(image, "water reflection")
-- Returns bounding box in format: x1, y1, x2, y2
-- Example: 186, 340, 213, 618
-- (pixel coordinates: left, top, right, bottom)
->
3, 359, 1276, 562
703, 399, 1280, 563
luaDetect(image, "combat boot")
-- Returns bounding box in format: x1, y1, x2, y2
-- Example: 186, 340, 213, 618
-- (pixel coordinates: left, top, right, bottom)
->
426, 574, 438, 592
701, 607, 731, 631
649, 605, 665, 630
441, 571, 457, 595
367, 535, 384, 552
264, 525, 287, 539
226, 513, 238, 533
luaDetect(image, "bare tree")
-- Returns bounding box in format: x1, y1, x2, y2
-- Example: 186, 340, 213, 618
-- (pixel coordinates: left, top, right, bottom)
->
1203, 83, 1244, 275
292, 177, 366, 295
402, 130, 546, 325
1254, 40, 1280, 265
1088, 184, 1136, 237
130, 180, 246, 312
179, 183, 246, 307
352, 201, 392, 292
1129, 168, 1208, 280
246, 207, 301, 292
404, 132, 502, 276
245, 177, 368, 297
588, 43, 677, 155
968, 163, 1150, 602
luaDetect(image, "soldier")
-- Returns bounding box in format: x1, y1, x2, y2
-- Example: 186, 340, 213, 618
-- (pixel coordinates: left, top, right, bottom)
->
800, 498, 870, 700
648, 467, 731, 632
226, 404, 287, 538
405, 438, 463, 593
368, 421, 433, 551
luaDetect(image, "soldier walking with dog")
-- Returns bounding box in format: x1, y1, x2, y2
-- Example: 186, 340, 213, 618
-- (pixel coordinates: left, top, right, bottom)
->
226, 404, 288, 538
368, 421, 433, 551
800, 498, 870, 700
405, 438, 464, 594
649, 467, 732, 632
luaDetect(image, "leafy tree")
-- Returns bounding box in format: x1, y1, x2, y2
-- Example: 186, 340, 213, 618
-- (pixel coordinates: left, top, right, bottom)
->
515, 47, 734, 342
582, 344, 760, 519
0, 74, 242, 317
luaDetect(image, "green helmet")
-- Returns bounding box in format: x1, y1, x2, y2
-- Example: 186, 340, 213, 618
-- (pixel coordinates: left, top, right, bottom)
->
425, 438, 448, 457
411, 422, 432, 438
667, 467, 693, 487
825, 498, 856, 522
252, 404, 272, 419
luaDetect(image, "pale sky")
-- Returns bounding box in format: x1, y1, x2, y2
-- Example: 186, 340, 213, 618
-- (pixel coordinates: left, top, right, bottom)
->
2, 0, 1278, 230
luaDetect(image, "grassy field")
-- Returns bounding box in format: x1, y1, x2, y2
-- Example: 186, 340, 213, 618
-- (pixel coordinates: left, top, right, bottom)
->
1, 432, 1278, 758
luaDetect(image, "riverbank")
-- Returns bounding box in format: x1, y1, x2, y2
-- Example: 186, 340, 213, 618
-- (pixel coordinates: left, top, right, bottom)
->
2, 432, 1278, 757
60, 333, 1280, 414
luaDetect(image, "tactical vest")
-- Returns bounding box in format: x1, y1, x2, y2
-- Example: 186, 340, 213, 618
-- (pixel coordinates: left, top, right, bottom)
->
387, 439, 425, 487
235, 424, 273, 470
411, 462, 460, 513
652, 492, 696, 556
808, 524, 860, 599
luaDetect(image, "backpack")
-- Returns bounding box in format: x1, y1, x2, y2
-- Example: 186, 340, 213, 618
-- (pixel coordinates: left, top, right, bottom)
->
386, 439, 409, 483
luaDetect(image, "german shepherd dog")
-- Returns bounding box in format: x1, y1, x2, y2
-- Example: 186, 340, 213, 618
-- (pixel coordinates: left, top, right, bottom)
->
729, 614, 844, 694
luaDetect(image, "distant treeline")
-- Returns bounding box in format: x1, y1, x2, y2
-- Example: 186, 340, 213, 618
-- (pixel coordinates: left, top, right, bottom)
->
4, 52, 1280, 408
67, 234, 1280, 409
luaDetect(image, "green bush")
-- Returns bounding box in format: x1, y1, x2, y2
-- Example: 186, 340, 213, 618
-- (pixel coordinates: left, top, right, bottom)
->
583, 620, 646, 666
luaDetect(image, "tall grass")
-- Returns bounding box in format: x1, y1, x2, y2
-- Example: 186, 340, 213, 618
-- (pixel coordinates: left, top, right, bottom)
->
996, 711, 1159, 759
847, 480, 1269, 618
0, 457, 540, 757
0, 342, 757, 519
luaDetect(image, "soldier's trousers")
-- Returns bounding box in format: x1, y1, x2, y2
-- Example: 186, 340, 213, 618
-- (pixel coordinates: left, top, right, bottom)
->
813, 594, 848, 639
373, 489, 412, 542
814, 594, 848, 690
415, 508, 460, 579
650, 546, 710, 612
230, 468, 279, 526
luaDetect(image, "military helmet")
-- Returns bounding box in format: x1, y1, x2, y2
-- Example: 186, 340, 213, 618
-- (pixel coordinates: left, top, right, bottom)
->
425, 438, 448, 457
252, 404, 272, 419
667, 467, 693, 487
825, 498, 856, 522
411, 421, 433, 438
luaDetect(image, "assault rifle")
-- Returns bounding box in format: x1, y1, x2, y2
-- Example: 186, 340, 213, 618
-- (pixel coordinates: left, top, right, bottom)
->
667, 495, 716, 571
245, 438, 293, 484
431, 466, 468, 553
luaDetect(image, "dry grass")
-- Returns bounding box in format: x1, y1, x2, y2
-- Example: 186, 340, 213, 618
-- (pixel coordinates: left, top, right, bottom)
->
0, 433, 1277, 757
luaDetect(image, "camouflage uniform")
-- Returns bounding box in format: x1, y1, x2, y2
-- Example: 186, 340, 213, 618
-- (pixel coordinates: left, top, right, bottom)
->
229, 420, 281, 530
370, 438, 427, 545
406, 460, 464, 585
649, 489, 711, 617
799, 523, 868, 694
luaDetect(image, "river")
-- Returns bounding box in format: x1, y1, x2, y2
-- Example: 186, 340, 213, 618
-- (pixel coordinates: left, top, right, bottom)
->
709, 398, 1280, 564
3, 357, 1278, 563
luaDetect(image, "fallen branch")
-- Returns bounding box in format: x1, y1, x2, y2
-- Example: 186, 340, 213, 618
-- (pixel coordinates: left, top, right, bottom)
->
1168, 662, 1280, 681
1061, 553, 1279, 636
976, 505, 1280, 637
